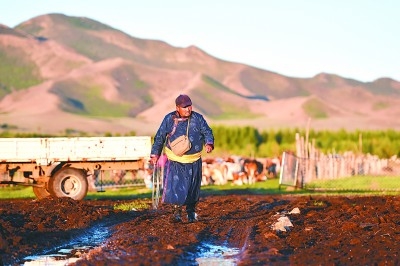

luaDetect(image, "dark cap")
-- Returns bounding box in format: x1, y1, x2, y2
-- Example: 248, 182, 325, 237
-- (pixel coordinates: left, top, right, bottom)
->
175, 94, 192, 107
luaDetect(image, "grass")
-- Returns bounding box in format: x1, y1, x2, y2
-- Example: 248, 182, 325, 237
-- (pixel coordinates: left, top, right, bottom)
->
0, 48, 43, 93
199, 75, 265, 120
0, 186, 34, 199
113, 201, 150, 211
212, 106, 261, 120
52, 80, 131, 117
302, 98, 328, 119
372, 101, 390, 110
305, 175, 400, 194
2, 176, 400, 202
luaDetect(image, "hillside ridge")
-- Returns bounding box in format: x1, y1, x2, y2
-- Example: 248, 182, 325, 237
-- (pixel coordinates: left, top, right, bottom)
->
0, 13, 400, 135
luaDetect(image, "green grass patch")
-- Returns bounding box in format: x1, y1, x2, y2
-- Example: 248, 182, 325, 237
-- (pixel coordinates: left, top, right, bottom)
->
305, 175, 400, 193
86, 187, 153, 200
113, 201, 150, 211
191, 82, 261, 120
68, 16, 114, 31
197, 75, 265, 120
51, 81, 131, 117
372, 101, 390, 110
2, 176, 400, 201
202, 74, 268, 101
0, 186, 35, 199
312, 200, 325, 206
201, 178, 293, 195
302, 98, 328, 119
212, 105, 261, 120
0, 48, 42, 94
0, 180, 289, 201
15, 24, 43, 35
77, 85, 131, 117
202, 75, 234, 94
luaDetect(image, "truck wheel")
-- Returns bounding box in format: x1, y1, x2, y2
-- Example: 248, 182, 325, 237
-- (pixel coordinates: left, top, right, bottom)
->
49, 167, 88, 200
32, 185, 51, 199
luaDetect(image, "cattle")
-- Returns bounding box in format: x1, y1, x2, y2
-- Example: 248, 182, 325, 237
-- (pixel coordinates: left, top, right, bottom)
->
202, 159, 228, 185
242, 158, 266, 184
198, 155, 283, 186
265, 157, 282, 179
202, 156, 276, 186
219, 156, 243, 184
202, 162, 213, 185
223, 161, 242, 181
231, 171, 248, 186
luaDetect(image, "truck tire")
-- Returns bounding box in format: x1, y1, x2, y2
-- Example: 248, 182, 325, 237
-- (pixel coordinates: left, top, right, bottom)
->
49, 167, 88, 200
32, 185, 51, 199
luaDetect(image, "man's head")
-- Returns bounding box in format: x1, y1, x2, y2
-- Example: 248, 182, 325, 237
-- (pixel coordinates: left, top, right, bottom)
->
175, 94, 192, 108
175, 94, 192, 117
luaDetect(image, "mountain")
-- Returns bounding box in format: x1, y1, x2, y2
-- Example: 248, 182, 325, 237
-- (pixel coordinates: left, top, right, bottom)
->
1, 13, 400, 136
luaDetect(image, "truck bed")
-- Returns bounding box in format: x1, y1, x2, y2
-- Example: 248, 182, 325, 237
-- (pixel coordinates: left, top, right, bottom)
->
0, 136, 151, 165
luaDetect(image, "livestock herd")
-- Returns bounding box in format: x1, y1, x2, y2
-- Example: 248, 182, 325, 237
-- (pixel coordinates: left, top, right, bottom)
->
92, 155, 282, 190
201, 156, 281, 186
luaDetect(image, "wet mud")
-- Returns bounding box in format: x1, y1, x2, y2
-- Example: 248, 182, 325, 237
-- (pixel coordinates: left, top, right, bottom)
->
1, 193, 400, 265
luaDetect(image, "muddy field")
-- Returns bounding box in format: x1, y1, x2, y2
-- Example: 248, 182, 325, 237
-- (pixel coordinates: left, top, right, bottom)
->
1, 191, 400, 265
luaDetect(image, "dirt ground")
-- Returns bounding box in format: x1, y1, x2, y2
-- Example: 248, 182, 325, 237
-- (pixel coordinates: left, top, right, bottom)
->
1, 191, 400, 265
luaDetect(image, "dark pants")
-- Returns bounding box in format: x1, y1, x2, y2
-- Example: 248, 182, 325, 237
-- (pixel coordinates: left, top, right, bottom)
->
163, 158, 202, 214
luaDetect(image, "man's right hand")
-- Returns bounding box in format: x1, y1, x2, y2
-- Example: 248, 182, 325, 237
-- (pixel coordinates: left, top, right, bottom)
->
149, 154, 159, 165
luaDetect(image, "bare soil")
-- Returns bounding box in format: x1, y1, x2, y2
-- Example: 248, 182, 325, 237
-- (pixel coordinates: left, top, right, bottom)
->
1, 192, 400, 265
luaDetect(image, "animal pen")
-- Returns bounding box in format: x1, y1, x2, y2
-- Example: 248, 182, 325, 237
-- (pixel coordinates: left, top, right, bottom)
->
279, 133, 400, 191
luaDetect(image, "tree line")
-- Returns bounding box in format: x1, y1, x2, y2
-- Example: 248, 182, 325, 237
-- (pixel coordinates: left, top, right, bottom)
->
1, 125, 399, 159
210, 126, 400, 159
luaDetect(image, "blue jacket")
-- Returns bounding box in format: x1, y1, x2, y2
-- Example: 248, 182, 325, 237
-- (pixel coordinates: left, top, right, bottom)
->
151, 111, 214, 156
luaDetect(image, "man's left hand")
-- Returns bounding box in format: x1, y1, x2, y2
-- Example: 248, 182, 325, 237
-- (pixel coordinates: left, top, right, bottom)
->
205, 144, 213, 153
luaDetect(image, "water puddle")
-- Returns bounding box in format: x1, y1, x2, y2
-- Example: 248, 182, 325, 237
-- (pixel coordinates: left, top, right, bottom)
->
183, 242, 241, 265
20, 220, 240, 265
23, 246, 92, 266
21, 222, 111, 265
22, 241, 241, 266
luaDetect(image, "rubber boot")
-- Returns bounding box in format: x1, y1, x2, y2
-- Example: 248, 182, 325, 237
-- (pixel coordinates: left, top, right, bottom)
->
171, 205, 183, 223
186, 203, 198, 223
187, 212, 198, 223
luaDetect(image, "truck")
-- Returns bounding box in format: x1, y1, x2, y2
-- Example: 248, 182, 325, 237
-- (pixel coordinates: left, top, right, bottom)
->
0, 136, 151, 200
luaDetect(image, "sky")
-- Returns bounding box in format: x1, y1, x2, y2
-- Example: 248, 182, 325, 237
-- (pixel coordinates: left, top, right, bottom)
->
1, 0, 399, 82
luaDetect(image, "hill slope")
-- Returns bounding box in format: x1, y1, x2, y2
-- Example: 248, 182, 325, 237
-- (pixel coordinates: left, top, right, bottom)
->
1, 14, 400, 135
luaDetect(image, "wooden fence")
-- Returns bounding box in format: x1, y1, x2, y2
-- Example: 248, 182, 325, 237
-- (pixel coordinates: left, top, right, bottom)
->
279, 133, 400, 188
